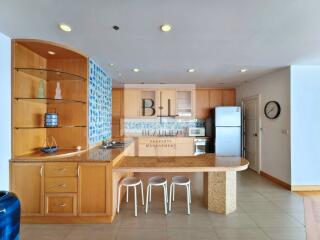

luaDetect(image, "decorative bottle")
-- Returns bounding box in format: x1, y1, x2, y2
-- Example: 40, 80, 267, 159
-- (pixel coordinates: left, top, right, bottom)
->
54, 81, 62, 99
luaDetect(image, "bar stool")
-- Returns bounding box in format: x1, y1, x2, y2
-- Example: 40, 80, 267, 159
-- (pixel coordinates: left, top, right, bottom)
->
169, 176, 191, 215
117, 176, 144, 217
145, 176, 168, 215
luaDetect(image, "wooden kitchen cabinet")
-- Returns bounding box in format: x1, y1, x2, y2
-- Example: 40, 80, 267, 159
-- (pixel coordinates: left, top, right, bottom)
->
196, 89, 210, 119
222, 89, 236, 106
112, 88, 123, 118
158, 90, 176, 116
10, 162, 44, 216
176, 90, 194, 117
78, 163, 109, 216
175, 138, 194, 156
123, 89, 140, 118
209, 89, 223, 108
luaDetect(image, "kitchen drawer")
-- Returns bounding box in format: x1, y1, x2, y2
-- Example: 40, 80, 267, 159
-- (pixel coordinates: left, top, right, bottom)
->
45, 177, 77, 193
45, 193, 77, 216
45, 163, 78, 177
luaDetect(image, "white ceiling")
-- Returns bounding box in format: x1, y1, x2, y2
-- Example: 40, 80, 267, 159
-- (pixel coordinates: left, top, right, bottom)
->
1, 0, 320, 87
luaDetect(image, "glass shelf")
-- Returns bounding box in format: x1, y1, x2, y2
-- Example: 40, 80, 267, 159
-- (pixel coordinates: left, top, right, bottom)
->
14, 97, 86, 104
14, 125, 86, 130
15, 68, 86, 81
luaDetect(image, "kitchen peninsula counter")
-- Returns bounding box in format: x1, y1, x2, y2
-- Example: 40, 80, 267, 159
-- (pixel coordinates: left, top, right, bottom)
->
114, 154, 249, 215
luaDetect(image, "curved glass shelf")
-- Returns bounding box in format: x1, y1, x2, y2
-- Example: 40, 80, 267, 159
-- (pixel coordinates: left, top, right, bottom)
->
14, 125, 86, 130
15, 68, 86, 81
14, 97, 86, 104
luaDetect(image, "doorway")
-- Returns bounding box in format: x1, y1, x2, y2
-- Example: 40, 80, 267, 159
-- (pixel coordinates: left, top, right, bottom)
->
242, 95, 260, 172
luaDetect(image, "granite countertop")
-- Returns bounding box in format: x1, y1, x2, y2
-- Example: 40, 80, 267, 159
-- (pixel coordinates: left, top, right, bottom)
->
11, 138, 133, 163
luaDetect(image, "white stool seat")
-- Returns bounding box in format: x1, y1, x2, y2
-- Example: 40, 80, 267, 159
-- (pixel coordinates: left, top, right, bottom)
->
148, 176, 167, 185
145, 176, 168, 215
121, 176, 141, 186
172, 176, 190, 185
117, 176, 144, 217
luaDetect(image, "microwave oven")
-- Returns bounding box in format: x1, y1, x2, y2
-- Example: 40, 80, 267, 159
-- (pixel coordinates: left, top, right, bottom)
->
188, 127, 205, 137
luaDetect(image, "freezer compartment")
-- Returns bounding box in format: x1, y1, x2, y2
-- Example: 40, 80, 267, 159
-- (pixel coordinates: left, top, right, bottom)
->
215, 107, 241, 127
215, 127, 241, 156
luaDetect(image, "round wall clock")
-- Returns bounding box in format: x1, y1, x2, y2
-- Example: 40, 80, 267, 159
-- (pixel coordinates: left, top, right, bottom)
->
264, 101, 281, 119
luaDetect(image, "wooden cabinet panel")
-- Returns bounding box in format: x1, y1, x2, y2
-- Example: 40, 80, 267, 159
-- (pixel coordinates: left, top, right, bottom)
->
45, 193, 77, 216
124, 89, 140, 118
45, 162, 78, 177
196, 89, 210, 119
175, 138, 194, 156
45, 177, 78, 193
159, 90, 176, 116
222, 89, 236, 106
112, 88, 123, 118
10, 163, 44, 216
78, 163, 108, 216
209, 89, 223, 108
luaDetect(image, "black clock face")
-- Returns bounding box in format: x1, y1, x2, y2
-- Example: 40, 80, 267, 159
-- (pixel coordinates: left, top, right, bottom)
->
264, 101, 281, 119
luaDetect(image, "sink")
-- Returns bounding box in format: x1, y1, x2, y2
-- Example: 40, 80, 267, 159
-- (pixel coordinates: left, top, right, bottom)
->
100, 141, 125, 149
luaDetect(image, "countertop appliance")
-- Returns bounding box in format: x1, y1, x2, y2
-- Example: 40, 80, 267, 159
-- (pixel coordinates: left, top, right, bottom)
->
188, 127, 205, 137
206, 106, 241, 156
193, 138, 210, 155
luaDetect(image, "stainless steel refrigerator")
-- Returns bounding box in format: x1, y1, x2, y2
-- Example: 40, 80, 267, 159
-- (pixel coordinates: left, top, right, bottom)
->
207, 106, 242, 156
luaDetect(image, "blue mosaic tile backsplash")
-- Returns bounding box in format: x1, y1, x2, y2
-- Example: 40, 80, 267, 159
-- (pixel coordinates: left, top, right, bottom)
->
124, 118, 205, 136
89, 59, 112, 144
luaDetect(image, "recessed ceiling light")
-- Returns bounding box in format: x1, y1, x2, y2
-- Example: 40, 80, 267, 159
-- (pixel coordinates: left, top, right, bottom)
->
240, 68, 248, 73
48, 51, 55, 55
109, 63, 114, 67
187, 69, 195, 73
59, 23, 72, 32
132, 68, 140, 72
161, 24, 172, 32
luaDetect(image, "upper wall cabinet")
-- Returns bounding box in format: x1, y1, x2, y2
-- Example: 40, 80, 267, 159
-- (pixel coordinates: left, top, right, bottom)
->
176, 90, 194, 118
196, 88, 236, 119
123, 89, 140, 118
196, 89, 210, 119
159, 89, 176, 117
222, 89, 236, 106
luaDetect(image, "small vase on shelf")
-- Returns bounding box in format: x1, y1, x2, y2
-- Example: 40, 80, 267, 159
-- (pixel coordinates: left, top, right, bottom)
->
54, 81, 62, 99
37, 79, 45, 98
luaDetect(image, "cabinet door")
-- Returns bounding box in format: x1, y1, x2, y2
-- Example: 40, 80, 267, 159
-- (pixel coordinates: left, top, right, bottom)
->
112, 88, 123, 118
175, 138, 194, 156
209, 89, 223, 108
78, 163, 109, 216
159, 90, 176, 116
10, 163, 44, 216
196, 89, 210, 119
123, 89, 140, 118
222, 89, 236, 106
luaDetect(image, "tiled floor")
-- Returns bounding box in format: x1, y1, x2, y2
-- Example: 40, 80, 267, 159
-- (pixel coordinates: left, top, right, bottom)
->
20, 170, 306, 240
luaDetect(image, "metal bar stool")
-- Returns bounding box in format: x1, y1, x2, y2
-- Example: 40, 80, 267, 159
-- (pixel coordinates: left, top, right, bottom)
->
117, 176, 144, 217
169, 176, 191, 215
145, 176, 168, 215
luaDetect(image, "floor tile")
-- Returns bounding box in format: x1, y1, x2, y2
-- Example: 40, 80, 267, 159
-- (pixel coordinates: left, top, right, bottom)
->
209, 213, 257, 228
249, 213, 304, 227
64, 225, 117, 240
239, 201, 285, 214
215, 228, 270, 240
261, 227, 306, 240
21, 224, 73, 240
167, 227, 218, 240
116, 228, 167, 240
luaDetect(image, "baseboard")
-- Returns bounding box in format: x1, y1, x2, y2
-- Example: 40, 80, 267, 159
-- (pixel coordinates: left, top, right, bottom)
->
260, 171, 291, 190
291, 185, 320, 191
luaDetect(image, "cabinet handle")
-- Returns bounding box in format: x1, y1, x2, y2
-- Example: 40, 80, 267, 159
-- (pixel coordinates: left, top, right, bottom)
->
58, 203, 66, 207
77, 166, 80, 177
40, 166, 44, 177
56, 168, 67, 172
56, 183, 66, 188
